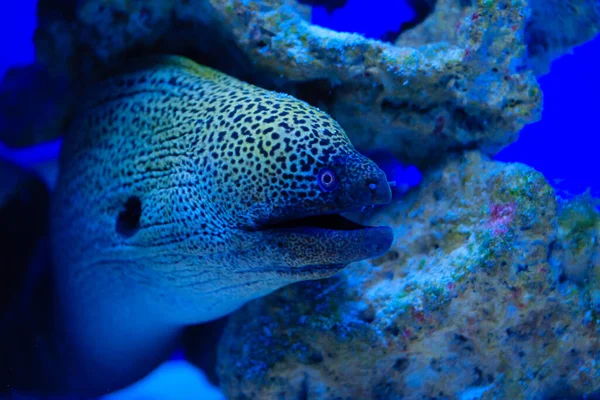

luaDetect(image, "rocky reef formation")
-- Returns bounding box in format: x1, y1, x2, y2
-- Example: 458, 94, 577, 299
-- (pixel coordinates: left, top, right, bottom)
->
216, 152, 600, 399
397, 0, 600, 76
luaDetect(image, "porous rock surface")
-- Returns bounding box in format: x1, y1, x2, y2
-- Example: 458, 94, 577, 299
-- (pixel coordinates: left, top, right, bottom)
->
398, 0, 600, 76
2, 0, 545, 166
217, 151, 600, 400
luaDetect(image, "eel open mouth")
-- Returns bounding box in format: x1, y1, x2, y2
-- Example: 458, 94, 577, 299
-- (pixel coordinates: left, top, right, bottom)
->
257, 213, 368, 232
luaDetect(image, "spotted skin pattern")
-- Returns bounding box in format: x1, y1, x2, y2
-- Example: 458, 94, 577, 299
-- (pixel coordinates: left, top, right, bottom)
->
46, 55, 392, 394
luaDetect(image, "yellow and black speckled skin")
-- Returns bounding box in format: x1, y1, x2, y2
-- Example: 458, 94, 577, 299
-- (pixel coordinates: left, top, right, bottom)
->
40, 55, 392, 394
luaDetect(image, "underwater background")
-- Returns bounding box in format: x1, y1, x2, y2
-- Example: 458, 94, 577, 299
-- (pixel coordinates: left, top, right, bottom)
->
1, 0, 599, 399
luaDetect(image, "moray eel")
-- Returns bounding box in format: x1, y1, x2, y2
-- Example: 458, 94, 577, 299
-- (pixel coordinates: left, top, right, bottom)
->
5, 55, 393, 395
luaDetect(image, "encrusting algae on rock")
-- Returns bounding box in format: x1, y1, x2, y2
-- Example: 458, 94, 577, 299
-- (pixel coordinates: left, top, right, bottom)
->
397, 0, 600, 78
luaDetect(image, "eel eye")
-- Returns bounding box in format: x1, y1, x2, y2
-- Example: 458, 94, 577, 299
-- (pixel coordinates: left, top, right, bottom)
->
317, 168, 338, 192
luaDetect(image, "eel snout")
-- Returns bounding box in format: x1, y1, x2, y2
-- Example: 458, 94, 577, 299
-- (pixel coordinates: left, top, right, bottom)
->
354, 170, 393, 208
255, 182, 394, 277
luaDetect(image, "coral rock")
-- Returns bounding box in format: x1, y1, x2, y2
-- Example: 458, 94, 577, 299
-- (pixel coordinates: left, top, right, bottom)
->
398, 0, 600, 76
216, 151, 600, 399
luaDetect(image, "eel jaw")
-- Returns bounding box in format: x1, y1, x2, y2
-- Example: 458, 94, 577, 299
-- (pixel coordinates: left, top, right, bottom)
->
258, 213, 375, 232
254, 212, 394, 278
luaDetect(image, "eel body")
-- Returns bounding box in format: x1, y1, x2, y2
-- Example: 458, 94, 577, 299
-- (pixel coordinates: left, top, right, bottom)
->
8, 55, 393, 395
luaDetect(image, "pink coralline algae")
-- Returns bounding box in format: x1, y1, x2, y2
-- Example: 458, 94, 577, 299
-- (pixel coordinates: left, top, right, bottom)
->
488, 202, 516, 236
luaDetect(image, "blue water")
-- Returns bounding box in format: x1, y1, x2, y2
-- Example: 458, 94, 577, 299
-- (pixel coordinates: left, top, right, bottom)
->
0, 1, 598, 398
0, 0, 36, 79
495, 38, 600, 198
311, 0, 415, 39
